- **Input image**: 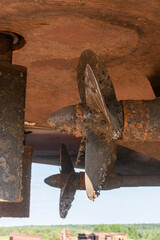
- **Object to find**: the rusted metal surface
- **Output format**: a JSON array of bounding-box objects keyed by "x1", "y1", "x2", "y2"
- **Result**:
[
  {"x1": 85, "y1": 128, "x2": 114, "y2": 200},
  {"x1": 103, "y1": 174, "x2": 160, "y2": 190},
  {"x1": 48, "y1": 50, "x2": 160, "y2": 204},
  {"x1": 44, "y1": 141, "x2": 160, "y2": 217},
  {"x1": 76, "y1": 137, "x2": 85, "y2": 167},
  {"x1": 45, "y1": 144, "x2": 77, "y2": 218},
  {"x1": 48, "y1": 54, "x2": 124, "y2": 200},
  {"x1": 78, "y1": 50, "x2": 123, "y2": 128},
  {"x1": 0, "y1": 0, "x2": 158, "y2": 127},
  {"x1": 48, "y1": 104, "x2": 84, "y2": 138},
  {"x1": 0, "y1": 33, "x2": 26, "y2": 202},
  {"x1": 45, "y1": 172, "x2": 83, "y2": 190},
  {"x1": 122, "y1": 98, "x2": 160, "y2": 141},
  {"x1": 59, "y1": 171, "x2": 77, "y2": 218},
  {"x1": 60, "y1": 143, "x2": 75, "y2": 174},
  {"x1": 117, "y1": 141, "x2": 160, "y2": 161},
  {"x1": 82, "y1": 64, "x2": 121, "y2": 200},
  {"x1": 59, "y1": 144, "x2": 76, "y2": 218},
  {"x1": 0, "y1": 33, "x2": 12, "y2": 63},
  {"x1": 0, "y1": 32, "x2": 25, "y2": 63},
  {"x1": 45, "y1": 143, "x2": 80, "y2": 218},
  {"x1": 0, "y1": 0, "x2": 159, "y2": 219},
  {"x1": 44, "y1": 144, "x2": 160, "y2": 218},
  {"x1": 49, "y1": 89, "x2": 160, "y2": 146},
  {"x1": 116, "y1": 146, "x2": 160, "y2": 175},
  {"x1": 0, "y1": 146, "x2": 33, "y2": 217},
  {"x1": 25, "y1": 127, "x2": 83, "y2": 167},
  {"x1": 46, "y1": 171, "x2": 160, "y2": 192},
  {"x1": 48, "y1": 51, "x2": 160, "y2": 145},
  {"x1": 25, "y1": 128, "x2": 160, "y2": 175}
]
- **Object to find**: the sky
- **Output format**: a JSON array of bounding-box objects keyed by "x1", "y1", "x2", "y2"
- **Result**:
[{"x1": 0, "y1": 163, "x2": 160, "y2": 227}]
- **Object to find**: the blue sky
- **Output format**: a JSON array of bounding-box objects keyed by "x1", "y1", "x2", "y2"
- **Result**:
[{"x1": 0, "y1": 163, "x2": 160, "y2": 227}]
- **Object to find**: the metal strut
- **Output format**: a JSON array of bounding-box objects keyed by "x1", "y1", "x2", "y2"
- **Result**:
[{"x1": 0, "y1": 33, "x2": 26, "y2": 202}]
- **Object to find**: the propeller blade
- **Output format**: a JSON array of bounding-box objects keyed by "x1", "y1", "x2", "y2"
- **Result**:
[
  {"x1": 59, "y1": 172, "x2": 77, "y2": 218},
  {"x1": 85, "y1": 128, "x2": 116, "y2": 201},
  {"x1": 85, "y1": 64, "x2": 120, "y2": 133},
  {"x1": 59, "y1": 144, "x2": 77, "y2": 217},
  {"x1": 84, "y1": 64, "x2": 120, "y2": 200},
  {"x1": 60, "y1": 143, "x2": 74, "y2": 174},
  {"x1": 85, "y1": 64, "x2": 110, "y2": 121},
  {"x1": 77, "y1": 50, "x2": 117, "y2": 106}
]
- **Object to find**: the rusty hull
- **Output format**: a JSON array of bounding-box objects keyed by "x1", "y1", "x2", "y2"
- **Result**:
[
  {"x1": 0, "y1": 0, "x2": 159, "y2": 128},
  {"x1": 1, "y1": 1, "x2": 160, "y2": 203},
  {"x1": 1, "y1": 0, "x2": 158, "y2": 159}
]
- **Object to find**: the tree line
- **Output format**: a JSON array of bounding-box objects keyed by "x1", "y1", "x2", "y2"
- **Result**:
[{"x1": 0, "y1": 224, "x2": 160, "y2": 240}]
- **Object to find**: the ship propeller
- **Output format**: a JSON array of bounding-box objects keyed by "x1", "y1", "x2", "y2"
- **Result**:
[{"x1": 44, "y1": 144, "x2": 81, "y2": 218}]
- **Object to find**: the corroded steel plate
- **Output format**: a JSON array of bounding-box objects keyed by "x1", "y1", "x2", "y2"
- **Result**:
[
  {"x1": 0, "y1": 0, "x2": 157, "y2": 127},
  {"x1": 0, "y1": 63, "x2": 26, "y2": 202},
  {"x1": 0, "y1": 146, "x2": 33, "y2": 217}
]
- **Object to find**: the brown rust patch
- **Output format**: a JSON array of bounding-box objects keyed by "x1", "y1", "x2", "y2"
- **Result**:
[
  {"x1": 143, "y1": 102, "x2": 150, "y2": 140},
  {"x1": 0, "y1": 62, "x2": 26, "y2": 202},
  {"x1": 122, "y1": 100, "x2": 149, "y2": 141},
  {"x1": 0, "y1": 146, "x2": 33, "y2": 217},
  {"x1": 74, "y1": 104, "x2": 83, "y2": 138},
  {"x1": 122, "y1": 98, "x2": 160, "y2": 141}
]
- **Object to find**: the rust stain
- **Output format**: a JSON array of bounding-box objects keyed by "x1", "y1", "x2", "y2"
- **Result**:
[
  {"x1": 122, "y1": 101, "x2": 129, "y2": 138},
  {"x1": 75, "y1": 104, "x2": 83, "y2": 120},
  {"x1": 74, "y1": 104, "x2": 83, "y2": 137},
  {"x1": 122, "y1": 100, "x2": 150, "y2": 141},
  {"x1": 0, "y1": 146, "x2": 33, "y2": 217},
  {"x1": 143, "y1": 102, "x2": 149, "y2": 140}
]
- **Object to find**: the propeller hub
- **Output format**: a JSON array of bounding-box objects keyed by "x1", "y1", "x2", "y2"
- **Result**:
[{"x1": 48, "y1": 104, "x2": 84, "y2": 137}]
